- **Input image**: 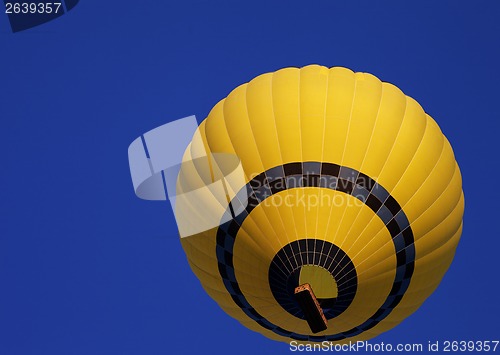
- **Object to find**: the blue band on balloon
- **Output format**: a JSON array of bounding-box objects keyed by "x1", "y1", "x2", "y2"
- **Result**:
[{"x1": 216, "y1": 162, "x2": 415, "y2": 342}]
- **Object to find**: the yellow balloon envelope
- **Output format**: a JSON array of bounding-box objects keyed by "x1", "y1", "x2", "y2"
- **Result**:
[{"x1": 177, "y1": 65, "x2": 464, "y2": 343}]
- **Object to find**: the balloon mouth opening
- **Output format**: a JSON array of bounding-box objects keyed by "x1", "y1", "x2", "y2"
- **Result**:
[{"x1": 270, "y1": 239, "x2": 357, "y2": 322}]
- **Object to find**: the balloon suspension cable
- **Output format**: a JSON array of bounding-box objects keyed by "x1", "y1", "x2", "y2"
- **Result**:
[{"x1": 294, "y1": 283, "x2": 328, "y2": 334}]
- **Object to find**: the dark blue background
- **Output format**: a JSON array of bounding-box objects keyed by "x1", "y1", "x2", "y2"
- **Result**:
[{"x1": 1, "y1": 1, "x2": 499, "y2": 354}]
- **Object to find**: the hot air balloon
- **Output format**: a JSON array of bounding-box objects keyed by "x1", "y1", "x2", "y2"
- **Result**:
[{"x1": 130, "y1": 65, "x2": 464, "y2": 344}]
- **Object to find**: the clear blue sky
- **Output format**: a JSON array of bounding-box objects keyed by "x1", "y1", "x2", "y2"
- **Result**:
[{"x1": 1, "y1": 1, "x2": 499, "y2": 354}]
